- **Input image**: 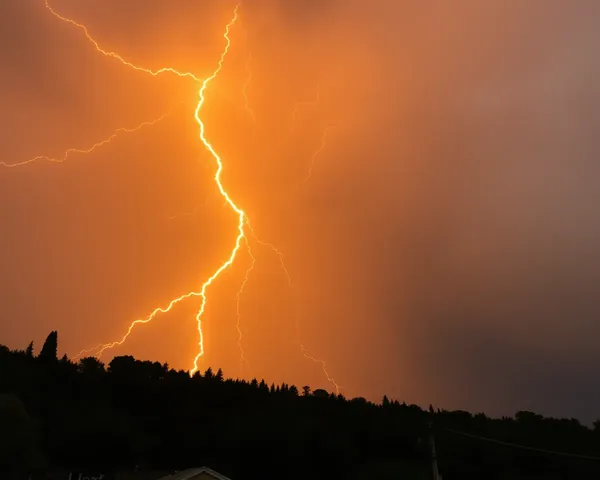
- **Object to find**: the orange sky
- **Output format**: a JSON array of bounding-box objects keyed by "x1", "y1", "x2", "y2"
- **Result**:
[{"x1": 2, "y1": 0, "x2": 600, "y2": 421}]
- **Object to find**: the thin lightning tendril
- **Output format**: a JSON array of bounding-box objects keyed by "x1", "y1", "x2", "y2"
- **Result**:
[
  {"x1": 246, "y1": 222, "x2": 291, "y2": 285},
  {"x1": 243, "y1": 54, "x2": 256, "y2": 123},
  {"x1": 304, "y1": 125, "x2": 330, "y2": 183},
  {"x1": 245, "y1": 223, "x2": 341, "y2": 394},
  {"x1": 301, "y1": 122, "x2": 341, "y2": 184},
  {"x1": 44, "y1": 0, "x2": 201, "y2": 82},
  {"x1": 236, "y1": 238, "x2": 256, "y2": 368},
  {"x1": 1, "y1": 112, "x2": 171, "y2": 168},
  {"x1": 300, "y1": 344, "x2": 341, "y2": 395}
]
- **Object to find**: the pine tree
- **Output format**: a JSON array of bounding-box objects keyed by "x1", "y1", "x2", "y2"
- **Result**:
[
  {"x1": 25, "y1": 341, "x2": 34, "y2": 358},
  {"x1": 38, "y1": 331, "x2": 58, "y2": 361}
]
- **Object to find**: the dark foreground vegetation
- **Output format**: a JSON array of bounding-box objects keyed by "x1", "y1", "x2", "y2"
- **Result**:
[{"x1": 3, "y1": 332, "x2": 600, "y2": 479}]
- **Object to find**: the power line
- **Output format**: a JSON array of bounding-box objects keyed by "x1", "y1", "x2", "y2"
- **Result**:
[{"x1": 445, "y1": 428, "x2": 600, "y2": 461}]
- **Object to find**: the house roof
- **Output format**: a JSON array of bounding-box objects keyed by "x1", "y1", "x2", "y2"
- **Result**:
[{"x1": 157, "y1": 467, "x2": 232, "y2": 480}]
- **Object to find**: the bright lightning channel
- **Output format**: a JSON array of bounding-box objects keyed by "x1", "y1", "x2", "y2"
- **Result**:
[
  {"x1": 44, "y1": 0, "x2": 343, "y2": 394},
  {"x1": 45, "y1": 0, "x2": 246, "y2": 371},
  {"x1": 1, "y1": 112, "x2": 171, "y2": 168},
  {"x1": 190, "y1": 5, "x2": 244, "y2": 374}
]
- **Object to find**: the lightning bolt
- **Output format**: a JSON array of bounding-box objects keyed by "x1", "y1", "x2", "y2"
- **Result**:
[
  {"x1": 289, "y1": 83, "x2": 340, "y2": 186},
  {"x1": 244, "y1": 223, "x2": 341, "y2": 394},
  {"x1": 236, "y1": 239, "x2": 255, "y2": 369},
  {"x1": 1, "y1": 112, "x2": 171, "y2": 168},
  {"x1": 243, "y1": 53, "x2": 256, "y2": 123},
  {"x1": 294, "y1": 117, "x2": 343, "y2": 393},
  {"x1": 44, "y1": 0, "x2": 245, "y2": 370},
  {"x1": 246, "y1": 222, "x2": 291, "y2": 285},
  {"x1": 300, "y1": 344, "x2": 341, "y2": 395},
  {"x1": 76, "y1": 290, "x2": 204, "y2": 360},
  {"x1": 43, "y1": 0, "x2": 201, "y2": 82},
  {"x1": 300, "y1": 122, "x2": 341, "y2": 185},
  {"x1": 42, "y1": 0, "x2": 343, "y2": 393},
  {"x1": 233, "y1": 224, "x2": 293, "y2": 370},
  {"x1": 190, "y1": 5, "x2": 244, "y2": 374}
]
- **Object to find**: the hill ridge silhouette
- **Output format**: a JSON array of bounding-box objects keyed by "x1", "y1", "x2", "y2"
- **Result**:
[{"x1": 2, "y1": 330, "x2": 600, "y2": 479}]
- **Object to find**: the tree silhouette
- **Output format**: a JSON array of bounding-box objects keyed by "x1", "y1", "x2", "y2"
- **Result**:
[
  {"x1": 108, "y1": 355, "x2": 136, "y2": 380},
  {"x1": 313, "y1": 388, "x2": 329, "y2": 399},
  {"x1": 25, "y1": 341, "x2": 34, "y2": 358},
  {"x1": 78, "y1": 356, "x2": 105, "y2": 375},
  {"x1": 2, "y1": 330, "x2": 600, "y2": 480},
  {"x1": 38, "y1": 331, "x2": 57, "y2": 362}
]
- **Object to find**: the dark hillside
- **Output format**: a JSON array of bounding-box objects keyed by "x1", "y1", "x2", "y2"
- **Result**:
[{"x1": 2, "y1": 332, "x2": 600, "y2": 479}]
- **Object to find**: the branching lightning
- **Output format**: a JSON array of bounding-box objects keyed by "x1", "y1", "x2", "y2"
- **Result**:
[
  {"x1": 236, "y1": 238, "x2": 255, "y2": 369},
  {"x1": 76, "y1": 290, "x2": 204, "y2": 360},
  {"x1": 246, "y1": 222, "x2": 291, "y2": 285},
  {"x1": 190, "y1": 5, "x2": 244, "y2": 374},
  {"x1": 43, "y1": 0, "x2": 201, "y2": 82},
  {"x1": 43, "y1": 0, "x2": 244, "y2": 372},
  {"x1": 1, "y1": 112, "x2": 171, "y2": 168},
  {"x1": 245, "y1": 222, "x2": 341, "y2": 394},
  {"x1": 33, "y1": 0, "x2": 343, "y2": 394}
]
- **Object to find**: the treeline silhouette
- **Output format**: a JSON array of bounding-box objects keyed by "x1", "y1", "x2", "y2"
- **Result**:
[{"x1": 2, "y1": 331, "x2": 600, "y2": 479}]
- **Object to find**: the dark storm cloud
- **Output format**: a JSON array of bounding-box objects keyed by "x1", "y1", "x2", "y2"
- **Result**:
[
  {"x1": 350, "y1": 0, "x2": 600, "y2": 421},
  {"x1": 260, "y1": 0, "x2": 600, "y2": 420}
]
